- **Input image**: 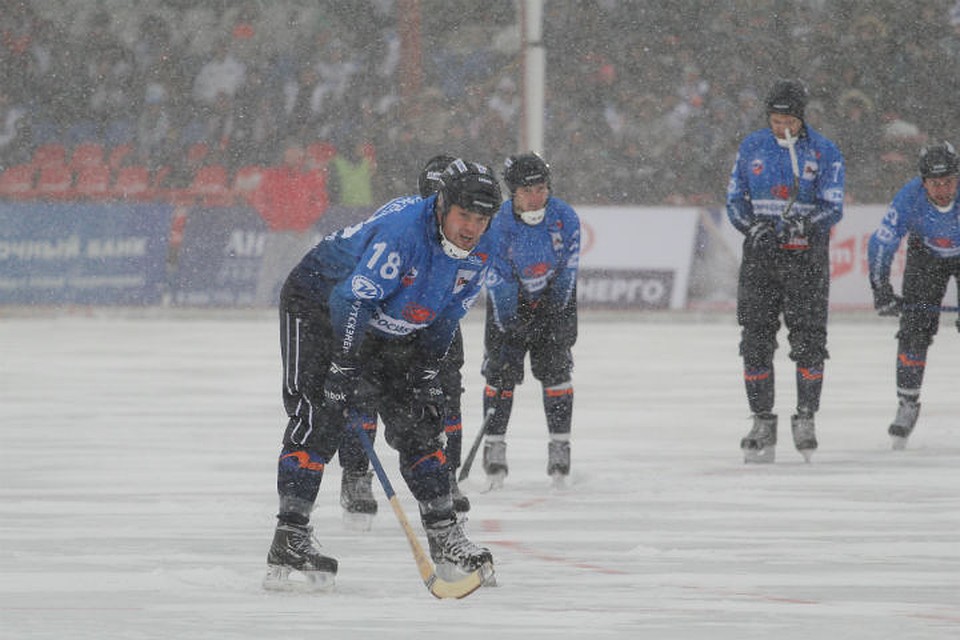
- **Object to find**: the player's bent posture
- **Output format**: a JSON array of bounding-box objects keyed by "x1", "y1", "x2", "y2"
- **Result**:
[
  {"x1": 264, "y1": 160, "x2": 501, "y2": 591},
  {"x1": 480, "y1": 152, "x2": 581, "y2": 488},
  {"x1": 336, "y1": 154, "x2": 471, "y2": 529},
  {"x1": 867, "y1": 141, "x2": 960, "y2": 449},
  {"x1": 726, "y1": 79, "x2": 845, "y2": 463}
]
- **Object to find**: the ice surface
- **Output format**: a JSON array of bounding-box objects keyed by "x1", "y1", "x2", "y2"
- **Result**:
[{"x1": 1, "y1": 311, "x2": 958, "y2": 639}]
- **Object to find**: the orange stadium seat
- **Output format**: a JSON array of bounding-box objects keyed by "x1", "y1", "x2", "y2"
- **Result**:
[
  {"x1": 232, "y1": 165, "x2": 264, "y2": 202},
  {"x1": 108, "y1": 143, "x2": 134, "y2": 170},
  {"x1": 34, "y1": 164, "x2": 75, "y2": 200},
  {"x1": 70, "y1": 142, "x2": 106, "y2": 171},
  {"x1": 74, "y1": 165, "x2": 112, "y2": 200},
  {"x1": 31, "y1": 143, "x2": 67, "y2": 168},
  {"x1": 187, "y1": 164, "x2": 234, "y2": 207},
  {"x1": 0, "y1": 164, "x2": 38, "y2": 199},
  {"x1": 113, "y1": 165, "x2": 152, "y2": 201}
]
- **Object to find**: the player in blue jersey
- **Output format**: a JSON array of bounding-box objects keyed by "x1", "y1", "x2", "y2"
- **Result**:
[
  {"x1": 726, "y1": 79, "x2": 845, "y2": 464},
  {"x1": 263, "y1": 159, "x2": 501, "y2": 591},
  {"x1": 336, "y1": 154, "x2": 472, "y2": 524},
  {"x1": 867, "y1": 141, "x2": 960, "y2": 450},
  {"x1": 480, "y1": 152, "x2": 581, "y2": 488}
]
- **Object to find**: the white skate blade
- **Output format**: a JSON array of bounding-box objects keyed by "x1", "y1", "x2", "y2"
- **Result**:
[
  {"x1": 435, "y1": 560, "x2": 498, "y2": 587},
  {"x1": 263, "y1": 565, "x2": 336, "y2": 593},
  {"x1": 798, "y1": 448, "x2": 815, "y2": 463},
  {"x1": 482, "y1": 471, "x2": 506, "y2": 492},
  {"x1": 743, "y1": 447, "x2": 775, "y2": 464},
  {"x1": 890, "y1": 435, "x2": 908, "y2": 451},
  {"x1": 342, "y1": 510, "x2": 374, "y2": 532},
  {"x1": 549, "y1": 472, "x2": 568, "y2": 490}
]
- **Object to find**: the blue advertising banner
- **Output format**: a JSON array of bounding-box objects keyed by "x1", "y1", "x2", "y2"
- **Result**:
[
  {"x1": 0, "y1": 202, "x2": 171, "y2": 305},
  {"x1": 171, "y1": 205, "x2": 371, "y2": 307},
  {"x1": 171, "y1": 206, "x2": 267, "y2": 306}
]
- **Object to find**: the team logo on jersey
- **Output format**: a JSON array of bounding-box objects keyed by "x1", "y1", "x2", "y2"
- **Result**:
[
  {"x1": 351, "y1": 275, "x2": 383, "y2": 299},
  {"x1": 751, "y1": 159, "x2": 764, "y2": 175},
  {"x1": 803, "y1": 160, "x2": 818, "y2": 180},
  {"x1": 523, "y1": 263, "x2": 550, "y2": 278},
  {"x1": 401, "y1": 267, "x2": 419, "y2": 286},
  {"x1": 453, "y1": 269, "x2": 477, "y2": 294},
  {"x1": 402, "y1": 302, "x2": 436, "y2": 324},
  {"x1": 771, "y1": 184, "x2": 790, "y2": 200},
  {"x1": 485, "y1": 270, "x2": 503, "y2": 287},
  {"x1": 932, "y1": 237, "x2": 955, "y2": 249},
  {"x1": 550, "y1": 231, "x2": 563, "y2": 251}
]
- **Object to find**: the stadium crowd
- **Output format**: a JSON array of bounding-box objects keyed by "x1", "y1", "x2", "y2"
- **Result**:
[{"x1": 2, "y1": 0, "x2": 960, "y2": 207}]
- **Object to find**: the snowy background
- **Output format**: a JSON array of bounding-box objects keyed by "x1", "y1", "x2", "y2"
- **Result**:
[{"x1": 1, "y1": 309, "x2": 958, "y2": 639}]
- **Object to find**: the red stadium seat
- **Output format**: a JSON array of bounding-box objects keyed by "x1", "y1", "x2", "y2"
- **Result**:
[
  {"x1": 187, "y1": 164, "x2": 234, "y2": 207},
  {"x1": 34, "y1": 164, "x2": 75, "y2": 200},
  {"x1": 232, "y1": 165, "x2": 264, "y2": 202},
  {"x1": 108, "y1": 143, "x2": 134, "y2": 170},
  {"x1": 70, "y1": 142, "x2": 106, "y2": 171},
  {"x1": 74, "y1": 165, "x2": 112, "y2": 200},
  {"x1": 113, "y1": 165, "x2": 153, "y2": 201},
  {"x1": 31, "y1": 143, "x2": 67, "y2": 168},
  {"x1": 0, "y1": 164, "x2": 37, "y2": 199}
]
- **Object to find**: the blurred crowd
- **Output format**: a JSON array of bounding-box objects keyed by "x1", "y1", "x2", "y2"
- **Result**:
[{"x1": 3, "y1": 0, "x2": 960, "y2": 206}]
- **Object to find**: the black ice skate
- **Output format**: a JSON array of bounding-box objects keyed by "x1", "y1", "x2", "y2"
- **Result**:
[
  {"x1": 340, "y1": 470, "x2": 378, "y2": 531},
  {"x1": 741, "y1": 413, "x2": 777, "y2": 463},
  {"x1": 449, "y1": 469, "x2": 470, "y2": 513},
  {"x1": 482, "y1": 436, "x2": 507, "y2": 489},
  {"x1": 791, "y1": 410, "x2": 817, "y2": 462},
  {"x1": 263, "y1": 521, "x2": 338, "y2": 592},
  {"x1": 547, "y1": 438, "x2": 570, "y2": 488},
  {"x1": 425, "y1": 516, "x2": 493, "y2": 581},
  {"x1": 888, "y1": 398, "x2": 920, "y2": 450}
]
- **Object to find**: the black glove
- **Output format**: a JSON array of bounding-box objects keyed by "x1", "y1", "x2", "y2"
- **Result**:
[
  {"x1": 746, "y1": 220, "x2": 778, "y2": 256},
  {"x1": 778, "y1": 217, "x2": 808, "y2": 244},
  {"x1": 408, "y1": 361, "x2": 444, "y2": 439},
  {"x1": 872, "y1": 282, "x2": 902, "y2": 317},
  {"x1": 322, "y1": 357, "x2": 362, "y2": 422}
]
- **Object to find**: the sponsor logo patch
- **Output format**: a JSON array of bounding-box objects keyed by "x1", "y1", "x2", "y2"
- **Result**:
[{"x1": 351, "y1": 274, "x2": 383, "y2": 299}]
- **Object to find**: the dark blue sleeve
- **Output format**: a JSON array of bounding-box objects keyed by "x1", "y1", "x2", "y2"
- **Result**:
[
  {"x1": 867, "y1": 187, "x2": 912, "y2": 288},
  {"x1": 546, "y1": 205, "x2": 580, "y2": 312}
]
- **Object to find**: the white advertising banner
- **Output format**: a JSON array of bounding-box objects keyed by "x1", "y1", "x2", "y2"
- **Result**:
[
  {"x1": 575, "y1": 206, "x2": 700, "y2": 309},
  {"x1": 714, "y1": 204, "x2": 958, "y2": 310}
]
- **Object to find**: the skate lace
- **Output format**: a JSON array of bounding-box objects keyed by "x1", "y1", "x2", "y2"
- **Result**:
[
  {"x1": 436, "y1": 522, "x2": 482, "y2": 558},
  {"x1": 748, "y1": 422, "x2": 773, "y2": 440},
  {"x1": 290, "y1": 526, "x2": 316, "y2": 551}
]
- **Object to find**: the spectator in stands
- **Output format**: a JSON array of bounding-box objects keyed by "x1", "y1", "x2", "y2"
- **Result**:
[
  {"x1": 135, "y1": 82, "x2": 177, "y2": 170},
  {"x1": 0, "y1": 84, "x2": 30, "y2": 168},
  {"x1": 248, "y1": 140, "x2": 329, "y2": 306},
  {"x1": 191, "y1": 37, "x2": 247, "y2": 108}
]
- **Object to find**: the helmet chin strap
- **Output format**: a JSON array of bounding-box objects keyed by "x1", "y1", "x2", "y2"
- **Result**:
[
  {"x1": 438, "y1": 226, "x2": 471, "y2": 259},
  {"x1": 518, "y1": 207, "x2": 545, "y2": 225},
  {"x1": 930, "y1": 198, "x2": 955, "y2": 214}
]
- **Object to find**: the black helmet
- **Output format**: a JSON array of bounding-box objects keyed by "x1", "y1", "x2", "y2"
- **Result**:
[
  {"x1": 418, "y1": 154, "x2": 456, "y2": 197},
  {"x1": 765, "y1": 79, "x2": 808, "y2": 121},
  {"x1": 919, "y1": 141, "x2": 959, "y2": 179},
  {"x1": 503, "y1": 152, "x2": 551, "y2": 194},
  {"x1": 438, "y1": 159, "x2": 501, "y2": 216}
]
